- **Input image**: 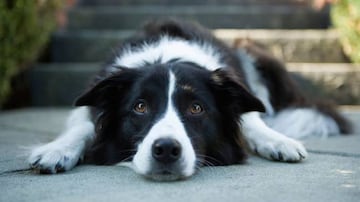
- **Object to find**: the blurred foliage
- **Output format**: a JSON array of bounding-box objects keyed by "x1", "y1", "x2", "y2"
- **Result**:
[
  {"x1": 331, "y1": 0, "x2": 360, "y2": 63},
  {"x1": 0, "y1": 0, "x2": 64, "y2": 107}
]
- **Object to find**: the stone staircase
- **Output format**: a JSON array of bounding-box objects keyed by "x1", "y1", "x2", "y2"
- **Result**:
[{"x1": 29, "y1": 0, "x2": 360, "y2": 106}]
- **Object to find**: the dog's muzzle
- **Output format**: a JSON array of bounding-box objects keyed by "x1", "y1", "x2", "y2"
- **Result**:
[{"x1": 145, "y1": 137, "x2": 187, "y2": 181}]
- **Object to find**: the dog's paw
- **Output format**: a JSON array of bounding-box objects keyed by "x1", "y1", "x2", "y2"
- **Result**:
[
  {"x1": 252, "y1": 137, "x2": 308, "y2": 162},
  {"x1": 28, "y1": 142, "x2": 81, "y2": 174}
]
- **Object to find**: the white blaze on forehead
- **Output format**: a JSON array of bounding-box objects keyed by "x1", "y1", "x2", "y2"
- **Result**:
[
  {"x1": 114, "y1": 36, "x2": 224, "y2": 71},
  {"x1": 132, "y1": 72, "x2": 196, "y2": 177}
]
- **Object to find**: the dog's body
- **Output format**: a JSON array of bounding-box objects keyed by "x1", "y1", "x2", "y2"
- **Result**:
[{"x1": 29, "y1": 19, "x2": 351, "y2": 181}]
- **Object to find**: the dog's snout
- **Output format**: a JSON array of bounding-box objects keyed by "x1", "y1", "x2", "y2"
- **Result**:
[{"x1": 152, "y1": 138, "x2": 181, "y2": 163}]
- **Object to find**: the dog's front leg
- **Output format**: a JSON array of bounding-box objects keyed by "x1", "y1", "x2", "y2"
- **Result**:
[
  {"x1": 28, "y1": 107, "x2": 95, "y2": 173},
  {"x1": 241, "y1": 112, "x2": 308, "y2": 162}
]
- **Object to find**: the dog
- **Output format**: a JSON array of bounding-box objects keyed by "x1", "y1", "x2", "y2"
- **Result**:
[{"x1": 28, "y1": 19, "x2": 351, "y2": 181}]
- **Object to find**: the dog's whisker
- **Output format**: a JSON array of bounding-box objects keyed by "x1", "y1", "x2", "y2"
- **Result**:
[
  {"x1": 119, "y1": 155, "x2": 135, "y2": 163},
  {"x1": 196, "y1": 154, "x2": 222, "y2": 166}
]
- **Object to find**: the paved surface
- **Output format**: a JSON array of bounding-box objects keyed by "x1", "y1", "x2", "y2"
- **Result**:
[{"x1": 0, "y1": 108, "x2": 359, "y2": 202}]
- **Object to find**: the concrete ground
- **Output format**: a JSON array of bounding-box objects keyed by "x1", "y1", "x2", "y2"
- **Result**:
[{"x1": 0, "y1": 108, "x2": 359, "y2": 202}]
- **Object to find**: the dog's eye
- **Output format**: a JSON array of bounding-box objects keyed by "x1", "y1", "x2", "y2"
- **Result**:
[
  {"x1": 188, "y1": 103, "x2": 203, "y2": 115},
  {"x1": 134, "y1": 101, "x2": 147, "y2": 114}
]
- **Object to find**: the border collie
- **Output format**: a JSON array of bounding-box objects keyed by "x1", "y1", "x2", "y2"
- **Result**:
[{"x1": 28, "y1": 19, "x2": 351, "y2": 181}]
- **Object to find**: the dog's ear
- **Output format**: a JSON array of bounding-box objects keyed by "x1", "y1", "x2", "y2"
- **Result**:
[
  {"x1": 211, "y1": 69, "x2": 266, "y2": 114},
  {"x1": 75, "y1": 69, "x2": 136, "y2": 107}
]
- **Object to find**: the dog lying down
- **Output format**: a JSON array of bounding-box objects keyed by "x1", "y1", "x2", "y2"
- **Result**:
[{"x1": 28, "y1": 19, "x2": 352, "y2": 181}]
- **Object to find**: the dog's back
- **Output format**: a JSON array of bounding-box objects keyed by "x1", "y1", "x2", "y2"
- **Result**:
[{"x1": 132, "y1": 19, "x2": 352, "y2": 138}]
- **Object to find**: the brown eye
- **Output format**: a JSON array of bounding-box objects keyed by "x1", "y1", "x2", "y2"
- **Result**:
[
  {"x1": 134, "y1": 101, "x2": 147, "y2": 114},
  {"x1": 189, "y1": 103, "x2": 203, "y2": 115}
]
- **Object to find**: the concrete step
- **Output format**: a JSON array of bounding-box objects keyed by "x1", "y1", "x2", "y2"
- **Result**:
[
  {"x1": 28, "y1": 63, "x2": 360, "y2": 106},
  {"x1": 287, "y1": 63, "x2": 360, "y2": 105},
  {"x1": 79, "y1": 0, "x2": 312, "y2": 6},
  {"x1": 28, "y1": 64, "x2": 98, "y2": 106},
  {"x1": 66, "y1": 6, "x2": 329, "y2": 30},
  {"x1": 51, "y1": 29, "x2": 348, "y2": 63}
]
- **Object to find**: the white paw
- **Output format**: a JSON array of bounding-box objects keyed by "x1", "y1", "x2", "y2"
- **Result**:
[
  {"x1": 28, "y1": 142, "x2": 82, "y2": 174},
  {"x1": 250, "y1": 137, "x2": 308, "y2": 162}
]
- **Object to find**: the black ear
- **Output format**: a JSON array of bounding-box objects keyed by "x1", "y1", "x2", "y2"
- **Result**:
[
  {"x1": 211, "y1": 69, "x2": 266, "y2": 114},
  {"x1": 75, "y1": 69, "x2": 136, "y2": 107}
]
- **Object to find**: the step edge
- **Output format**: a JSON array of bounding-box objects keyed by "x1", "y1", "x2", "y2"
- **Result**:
[{"x1": 32, "y1": 63, "x2": 360, "y2": 72}]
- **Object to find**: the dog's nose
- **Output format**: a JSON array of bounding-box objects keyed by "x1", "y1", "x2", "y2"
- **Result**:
[{"x1": 152, "y1": 138, "x2": 181, "y2": 163}]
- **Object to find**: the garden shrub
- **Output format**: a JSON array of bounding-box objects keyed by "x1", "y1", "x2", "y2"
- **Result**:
[
  {"x1": 331, "y1": 0, "x2": 360, "y2": 63},
  {"x1": 0, "y1": 0, "x2": 64, "y2": 107}
]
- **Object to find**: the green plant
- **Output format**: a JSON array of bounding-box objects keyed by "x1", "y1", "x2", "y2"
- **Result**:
[
  {"x1": 0, "y1": 0, "x2": 64, "y2": 107},
  {"x1": 331, "y1": 0, "x2": 360, "y2": 63}
]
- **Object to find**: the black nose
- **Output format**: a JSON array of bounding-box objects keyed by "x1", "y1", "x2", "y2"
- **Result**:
[{"x1": 152, "y1": 138, "x2": 182, "y2": 163}]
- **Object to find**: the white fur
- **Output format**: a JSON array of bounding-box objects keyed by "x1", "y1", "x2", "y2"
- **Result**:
[
  {"x1": 132, "y1": 72, "x2": 196, "y2": 178},
  {"x1": 264, "y1": 108, "x2": 340, "y2": 139},
  {"x1": 238, "y1": 50, "x2": 275, "y2": 115},
  {"x1": 28, "y1": 107, "x2": 95, "y2": 173},
  {"x1": 113, "y1": 35, "x2": 224, "y2": 71},
  {"x1": 241, "y1": 112, "x2": 308, "y2": 162}
]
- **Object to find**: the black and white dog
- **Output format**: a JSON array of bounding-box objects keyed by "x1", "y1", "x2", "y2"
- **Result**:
[{"x1": 29, "y1": 19, "x2": 351, "y2": 181}]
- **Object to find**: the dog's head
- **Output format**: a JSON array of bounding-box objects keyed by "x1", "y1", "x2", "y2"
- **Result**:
[{"x1": 75, "y1": 62, "x2": 264, "y2": 181}]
